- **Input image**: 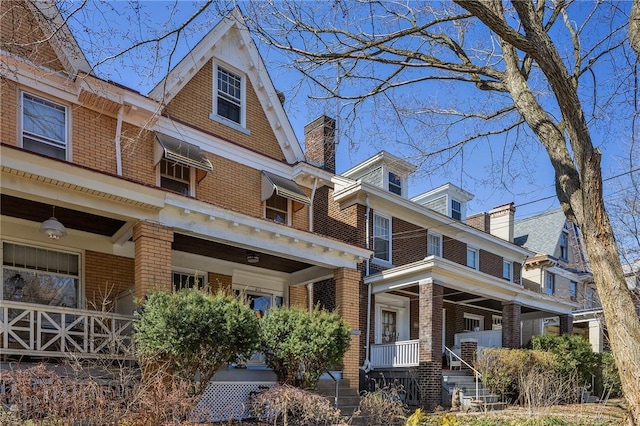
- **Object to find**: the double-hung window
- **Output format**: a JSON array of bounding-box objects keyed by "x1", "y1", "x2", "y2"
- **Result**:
[
  {"x1": 545, "y1": 272, "x2": 555, "y2": 295},
  {"x1": 2, "y1": 241, "x2": 79, "y2": 308},
  {"x1": 159, "y1": 158, "x2": 192, "y2": 195},
  {"x1": 570, "y1": 280, "x2": 577, "y2": 301},
  {"x1": 427, "y1": 233, "x2": 442, "y2": 257},
  {"x1": 265, "y1": 194, "x2": 289, "y2": 224},
  {"x1": 451, "y1": 199, "x2": 462, "y2": 220},
  {"x1": 467, "y1": 247, "x2": 478, "y2": 269},
  {"x1": 373, "y1": 213, "x2": 391, "y2": 263},
  {"x1": 22, "y1": 92, "x2": 68, "y2": 160},
  {"x1": 559, "y1": 230, "x2": 569, "y2": 261},
  {"x1": 503, "y1": 260, "x2": 513, "y2": 281},
  {"x1": 216, "y1": 66, "x2": 242, "y2": 125},
  {"x1": 388, "y1": 172, "x2": 402, "y2": 196}
]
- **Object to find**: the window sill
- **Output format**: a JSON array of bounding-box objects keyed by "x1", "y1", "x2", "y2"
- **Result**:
[
  {"x1": 209, "y1": 113, "x2": 251, "y2": 135},
  {"x1": 371, "y1": 258, "x2": 394, "y2": 268}
]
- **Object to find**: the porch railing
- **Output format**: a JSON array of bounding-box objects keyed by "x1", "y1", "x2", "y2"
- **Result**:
[
  {"x1": 370, "y1": 339, "x2": 419, "y2": 368},
  {"x1": 0, "y1": 300, "x2": 135, "y2": 360}
]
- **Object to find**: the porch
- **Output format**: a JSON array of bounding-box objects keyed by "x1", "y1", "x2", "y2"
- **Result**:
[{"x1": 0, "y1": 300, "x2": 135, "y2": 360}]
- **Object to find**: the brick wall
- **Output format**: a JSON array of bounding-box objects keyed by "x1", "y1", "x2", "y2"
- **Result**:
[
  {"x1": 502, "y1": 302, "x2": 522, "y2": 348},
  {"x1": 313, "y1": 279, "x2": 336, "y2": 311},
  {"x1": 208, "y1": 272, "x2": 232, "y2": 294},
  {"x1": 313, "y1": 186, "x2": 364, "y2": 246},
  {"x1": 466, "y1": 212, "x2": 490, "y2": 232},
  {"x1": 0, "y1": 1, "x2": 65, "y2": 72},
  {"x1": 163, "y1": 60, "x2": 285, "y2": 161},
  {"x1": 304, "y1": 115, "x2": 335, "y2": 172},
  {"x1": 289, "y1": 285, "x2": 308, "y2": 309},
  {"x1": 133, "y1": 221, "x2": 173, "y2": 299},
  {"x1": 72, "y1": 106, "x2": 118, "y2": 173},
  {"x1": 391, "y1": 217, "x2": 426, "y2": 266},
  {"x1": 84, "y1": 251, "x2": 134, "y2": 311},
  {"x1": 1, "y1": 78, "x2": 17, "y2": 145},
  {"x1": 443, "y1": 237, "x2": 467, "y2": 266},
  {"x1": 479, "y1": 249, "x2": 502, "y2": 278}
]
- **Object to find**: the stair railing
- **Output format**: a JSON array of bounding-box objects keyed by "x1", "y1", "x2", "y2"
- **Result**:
[
  {"x1": 444, "y1": 346, "x2": 482, "y2": 403},
  {"x1": 325, "y1": 370, "x2": 339, "y2": 407}
]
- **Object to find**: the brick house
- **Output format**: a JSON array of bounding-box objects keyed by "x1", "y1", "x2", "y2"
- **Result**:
[
  {"x1": 305, "y1": 121, "x2": 578, "y2": 408},
  {"x1": 512, "y1": 209, "x2": 605, "y2": 352},
  {"x1": 0, "y1": 1, "x2": 369, "y2": 418}
]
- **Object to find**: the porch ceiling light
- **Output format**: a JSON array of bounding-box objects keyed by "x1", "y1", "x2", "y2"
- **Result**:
[
  {"x1": 246, "y1": 252, "x2": 260, "y2": 264},
  {"x1": 39, "y1": 206, "x2": 67, "y2": 240}
]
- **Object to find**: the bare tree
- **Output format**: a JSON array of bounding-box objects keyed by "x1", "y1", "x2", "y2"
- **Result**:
[{"x1": 240, "y1": 1, "x2": 640, "y2": 423}]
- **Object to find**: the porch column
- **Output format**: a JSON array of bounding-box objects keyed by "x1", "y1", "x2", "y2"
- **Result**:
[
  {"x1": 460, "y1": 339, "x2": 478, "y2": 370},
  {"x1": 589, "y1": 320, "x2": 604, "y2": 353},
  {"x1": 334, "y1": 267, "x2": 361, "y2": 390},
  {"x1": 418, "y1": 281, "x2": 443, "y2": 410},
  {"x1": 502, "y1": 302, "x2": 521, "y2": 348},
  {"x1": 559, "y1": 314, "x2": 573, "y2": 336},
  {"x1": 133, "y1": 220, "x2": 173, "y2": 299}
]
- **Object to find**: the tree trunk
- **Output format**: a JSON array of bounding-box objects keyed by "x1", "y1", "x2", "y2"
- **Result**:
[{"x1": 631, "y1": 0, "x2": 640, "y2": 57}]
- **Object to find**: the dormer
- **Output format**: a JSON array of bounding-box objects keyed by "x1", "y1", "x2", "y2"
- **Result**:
[
  {"x1": 411, "y1": 183, "x2": 474, "y2": 221},
  {"x1": 341, "y1": 151, "x2": 416, "y2": 198}
]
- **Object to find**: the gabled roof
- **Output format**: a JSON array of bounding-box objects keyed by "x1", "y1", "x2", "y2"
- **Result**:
[
  {"x1": 148, "y1": 7, "x2": 305, "y2": 164},
  {"x1": 341, "y1": 151, "x2": 417, "y2": 179},
  {"x1": 30, "y1": 1, "x2": 92, "y2": 75},
  {"x1": 514, "y1": 208, "x2": 567, "y2": 255}
]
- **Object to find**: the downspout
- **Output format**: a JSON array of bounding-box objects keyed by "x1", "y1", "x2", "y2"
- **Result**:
[
  {"x1": 307, "y1": 282, "x2": 314, "y2": 312},
  {"x1": 114, "y1": 105, "x2": 124, "y2": 176},
  {"x1": 363, "y1": 194, "x2": 372, "y2": 372},
  {"x1": 309, "y1": 177, "x2": 318, "y2": 233}
]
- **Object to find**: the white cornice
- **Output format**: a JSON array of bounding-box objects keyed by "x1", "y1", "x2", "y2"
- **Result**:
[
  {"x1": 365, "y1": 256, "x2": 577, "y2": 314},
  {"x1": 162, "y1": 193, "x2": 371, "y2": 269},
  {"x1": 334, "y1": 181, "x2": 533, "y2": 259}
]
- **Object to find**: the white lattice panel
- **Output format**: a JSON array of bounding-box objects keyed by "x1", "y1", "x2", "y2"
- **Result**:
[{"x1": 194, "y1": 380, "x2": 276, "y2": 422}]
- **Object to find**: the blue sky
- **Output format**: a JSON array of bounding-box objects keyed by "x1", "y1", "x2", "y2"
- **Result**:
[{"x1": 62, "y1": 1, "x2": 636, "y2": 221}]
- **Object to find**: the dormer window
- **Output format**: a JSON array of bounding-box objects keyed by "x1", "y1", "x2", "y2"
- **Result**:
[
  {"x1": 211, "y1": 64, "x2": 248, "y2": 133},
  {"x1": 388, "y1": 172, "x2": 402, "y2": 196},
  {"x1": 451, "y1": 199, "x2": 462, "y2": 220},
  {"x1": 559, "y1": 229, "x2": 569, "y2": 261}
]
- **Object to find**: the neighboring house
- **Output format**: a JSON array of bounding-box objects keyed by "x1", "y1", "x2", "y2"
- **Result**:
[
  {"x1": 305, "y1": 127, "x2": 578, "y2": 408},
  {"x1": 623, "y1": 260, "x2": 640, "y2": 316},
  {"x1": 0, "y1": 1, "x2": 369, "y2": 419},
  {"x1": 511, "y1": 209, "x2": 604, "y2": 352}
]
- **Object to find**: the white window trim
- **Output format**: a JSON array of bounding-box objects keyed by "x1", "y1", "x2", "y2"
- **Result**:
[
  {"x1": 385, "y1": 169, "x2": 404, "y2": 197},
  {"x1": 156, "y1": 159, "x2": 196, "y2": 197},
  {"x1": 467, "y1": 247, "x2": 479, "y2": 270},
  {"x1": 20, "y1": 91, "x2": 71, "y2": 161},
  {"x1": 372, "y1": 212, "x2": 392, "y2": 266},
  {"x1": 264, "y1": 196, "x2": 292, "y2": 226},
  {"x1": 1, "y1": 239, "x2": 84, "y2": 309},
  {"x1": 427, "y1": 232, "x2": 442, "y2": 257},
  {"x1": 545, "y1": 271, "x2": 555, "y2": 295},
  {"x1": 171, "y1": 268, "x2": 205, "y2": 291},
  {"x1": 502, "y1": 259, "x2": 513, "y2": 282},
  {"x1": 450, "y1": 198, "x2": 463, "y2": 220},
  {"x1": 463, "y1": 313, "x2": 484, "y2": 332},
  {"x1": 209, "y1": 63, "x2": 250, "y2": 135}
]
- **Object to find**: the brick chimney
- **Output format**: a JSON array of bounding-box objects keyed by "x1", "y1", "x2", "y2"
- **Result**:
[
  {"x1": 466, "y1": 212, "x2": 490, "y2": 233},
  {"x1": 489, "y1": 202, "x2": 516, "y2": 242},
  {"x1": 304, "y1": 115, "x2": 336, "y2": 173}
]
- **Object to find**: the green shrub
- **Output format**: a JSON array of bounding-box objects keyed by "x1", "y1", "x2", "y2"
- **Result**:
[
  {"x1": 529, "y1": 334, "x2": 599, "y2": 387},
  {"x1": 260, "y1": 306, "x2": 351, "y2": 389},
  {"x1": 134, "y1": 289, "x2": 260, "y2": 389},
  {"x1": 599, "y1": 352, "x2": 622, "y2": 397}
]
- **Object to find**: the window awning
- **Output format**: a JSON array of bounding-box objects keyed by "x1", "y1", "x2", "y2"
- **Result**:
[
  {"x1": 154, "y1": 133, "x2": 213, "y2": 180},
  {"x1": 261, "y1": 171, "x2": 311, "y2": 212}
]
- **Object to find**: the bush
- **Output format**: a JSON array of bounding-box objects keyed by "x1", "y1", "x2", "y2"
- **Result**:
[
  {"x1": 134, "y1": 289, "x2": 260, "y2": 389},
  {"x1": 476, "y1": 348, "x2": 558, "y2": 403},
  {"x1": 249, "y1": 384, "x2": 344, "y2": 426},
  {"x1": 529, "y1": 335, "x2": 599, "y2": 387},
  {"x1": 355, "y1": 380, "x2": 407, "y2": 426},
  {"x1": 599, "y1": 352, "x2": 622, "y2": 397},
  {"x1": 260, "y1": 306, "x2": 351, "y2": 389}
]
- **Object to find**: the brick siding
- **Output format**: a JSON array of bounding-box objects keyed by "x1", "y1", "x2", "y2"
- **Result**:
[
  {"x1": 313, "y1": 279, "x2": 336, "y2": 311},
  {"x1": 133, "y1": 221, "x2": 173, "y2": 299},
  {"x1": 84, "y1": 251, "x2": 134, "y2": 311},
  {"x1": 208, "y1": 272, "x2": 232, "y2": 294},
  {"x1": 443, "y1": 237, "x2": 467, "y2": 266},
  {"x1": 479, "y1": 249, "x2": 502, "y2": 278},
  {"x1": 391, "y1": 217, "x2": 427, "y2": 265}
]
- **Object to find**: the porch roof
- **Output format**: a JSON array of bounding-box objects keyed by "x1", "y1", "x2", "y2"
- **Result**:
[{"x1": 365, "y1": 256, "x2": 578, "y2": 315}]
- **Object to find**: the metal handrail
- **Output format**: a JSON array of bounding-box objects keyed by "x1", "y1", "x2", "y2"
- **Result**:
[
  {"x1": 444, "y1": 345, "x2": 482, "y2": 402},
  {"x1": 324, "y1": 370, "x2": 339, "y2": 407}
]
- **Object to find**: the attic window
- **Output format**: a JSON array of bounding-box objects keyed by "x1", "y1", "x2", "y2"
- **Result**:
[
  {"x1": 388, "y1": 172, "x2": 402, "y2": 196},
  {"x1": 217, "y1": 66, "x2": 242, "y2": 125}
]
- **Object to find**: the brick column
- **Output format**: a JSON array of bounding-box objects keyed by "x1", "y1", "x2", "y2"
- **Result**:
[
  {"x1": 418, "y1": 281, "x2": 443, "y2": 410},
  {"x1": 559, "y1": 314, "x2": 573, "y2": 335},
  {"x1": 460, "y1": 339, "x2": 478, "y2": 370},
  {"x1": 133, "y1": 221, "x2": 173, "y2": 299},
  {"x1": 334, "y1": 267, "x2": 360, "y2": 390},
  {"x1": 502, "y1": 302, "x2": 521, "y2": 348}
]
